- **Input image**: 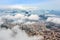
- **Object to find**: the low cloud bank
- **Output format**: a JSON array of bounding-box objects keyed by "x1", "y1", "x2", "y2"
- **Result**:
[
  {"x1": 0, "y1": 13, "x2": 44, "y2": 40},
  {"x1": 0, "y1": 11, "x2": 60, "y2": 40},
  {"x1": 0, "y1": 25, "x2": 43, "y2": 40},
  {"x1": 46, "y1": 17, "x2": 60, "y2": 24}
]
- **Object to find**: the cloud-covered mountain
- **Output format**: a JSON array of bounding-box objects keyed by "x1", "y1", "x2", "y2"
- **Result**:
[
  {"x1": 0, "y1": 8, "x2": 60, "y2": 40},
  {"x1": 0, "y1": 8, "x2": 60, "y2": 27}
]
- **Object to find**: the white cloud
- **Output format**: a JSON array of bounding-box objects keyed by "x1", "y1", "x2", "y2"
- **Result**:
[
  {"x1": 46, "y1": 17, "x2": 60, "y2": 24},
  {"x1": 14, "y1": 14, "x2": 40, "y2": 20},
  {"x1": 14, "y1": 14, "x2": 25, "y2": 19},
  {"x1": 0, "y1": 13, "x2": 40, "y2": 25},
  {"x1": 0, "y1": 17, "x2": 4, "y2": 25},
  {"x1": 0, "y1": 5, "x2": 38, "y2": 10},
  {"x1": 28, "y1": 14, "x2": 39, "y2": 20},
  {"x1": 0, "y1": 25, "x2": 43, "y2": 40},
  {"x1": 0, "y1": 13, "x2": 44, "y2": 40},
  {"x1": 25, "y1": 22, "x2": 35, "y2": 24},
  {"x1": 0, "y1": 29, "x2": 13, "y2": 40}
]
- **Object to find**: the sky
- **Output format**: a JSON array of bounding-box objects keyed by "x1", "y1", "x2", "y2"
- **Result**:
[
  {"x1": 0, "y1": 0, "x2": 50, "y2": 5},
  {"x1": 0, "y1": 0, "x2": 60, "y2": 10}
]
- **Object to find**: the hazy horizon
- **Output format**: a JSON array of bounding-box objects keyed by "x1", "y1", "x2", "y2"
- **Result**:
[{"x1": 0, "y1": 0, "x2": 60, "y2": 10}]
